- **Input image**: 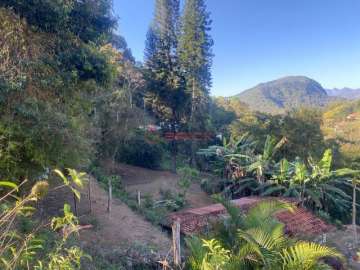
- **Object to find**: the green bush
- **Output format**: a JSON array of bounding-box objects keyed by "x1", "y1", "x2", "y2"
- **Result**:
[{"x1": 115, "y1": 134, "x2": 163, "y2": 169}]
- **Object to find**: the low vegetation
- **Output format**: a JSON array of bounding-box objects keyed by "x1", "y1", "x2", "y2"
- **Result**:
[
  {"x1": 186, "y1": 199, "x2": 342, "y2": 270},
  {"x1": 0, "y1": 169, "x2": 87, "y2": 270}
]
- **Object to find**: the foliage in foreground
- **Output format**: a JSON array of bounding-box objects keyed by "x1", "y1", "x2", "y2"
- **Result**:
[
  {"x1": 186, "y1": 199, "x2": 342, "y2": 270},
  {"x1": 0, "y1": 169, "x2": 88, "y2": 270}
]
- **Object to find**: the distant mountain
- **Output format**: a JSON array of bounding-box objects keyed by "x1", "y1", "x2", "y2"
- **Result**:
[
  {"x1": 325, "y1": 88, "x2": 360, "y2": 100},
  {"x1": 233, "y1": 76, "x2": 334, "y2": 114}
]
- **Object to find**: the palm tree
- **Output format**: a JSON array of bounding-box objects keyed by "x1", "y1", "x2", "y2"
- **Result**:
[{"x1": 186, "y1": 199, "x2": 342, "y2": 270}]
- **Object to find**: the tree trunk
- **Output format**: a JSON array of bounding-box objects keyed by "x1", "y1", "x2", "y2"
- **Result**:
[
  {"x1": 129, "y1": 90, "x2": 133, "y2": 109},
  {"x1": 171, "y1": 122, "x2": 177, "y2": 173},
  {"x1": 189, "y1": 79, "x2": 197, "y2": 168},
  {"x1": 171, "y1": 140, "x2": 177, "y2": 174}
]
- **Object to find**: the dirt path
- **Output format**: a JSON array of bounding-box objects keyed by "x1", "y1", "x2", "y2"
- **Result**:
[
  {"x1": 78, "y1": 179, "x2": 171, "y2": 254},
  {"x1": 103, "y1": 162, "x2": 214, "y2": 209}
]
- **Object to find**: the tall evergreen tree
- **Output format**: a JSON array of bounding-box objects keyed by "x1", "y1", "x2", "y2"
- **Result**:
[
  {"x1": 144, "y1": 0, "x2": 187, "y2": 172},
  {"x1": 179, "y1": 0, "x2": 214, "y2": 165}
]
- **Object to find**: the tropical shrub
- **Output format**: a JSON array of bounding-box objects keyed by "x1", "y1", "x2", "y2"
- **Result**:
[
  {"x1": 177, "y1": 167, "x2": 200, "y2": 198},
  {"x1": 199, "y1": 133, "x2": 359, "y2": 222},
  {"x1": 0, "y1": 169, "x2": 88, "y2": 269},
  {"x1": 255, "y1": 149, "x2": 358, "y2": 221},
  {"x1": 186, "y1": 199, "x2": 343, "y2": 270}
]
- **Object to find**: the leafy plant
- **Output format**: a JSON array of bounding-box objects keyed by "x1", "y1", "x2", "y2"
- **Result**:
[
  {"x1": 177, "y1": 166, "x2": 200, "y2": 198},
  {"x1": 186, "y1": 199, "x2": 343, "y2": 270},
  {"x1": 0, "y1": 169, "x2": 89, "y2": 270},
  {"x1": 201, "y1": 133, "x2": 359, "y2": 222}
]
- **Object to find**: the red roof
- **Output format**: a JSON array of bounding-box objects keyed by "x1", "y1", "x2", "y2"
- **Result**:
[{"x1": 165, "y1": 197, "x2": 332, "y2": 236}]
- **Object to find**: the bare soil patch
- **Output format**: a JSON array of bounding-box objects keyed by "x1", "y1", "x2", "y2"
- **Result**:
[
  {"x1": 39, "y1": 175, "x2": 172, "y2": 255},
  {"x1": 78, "y1": 178, "x2": 171, "y2": 254},
  {"x1": 102, "y1": 162, "x2": 214, "y2": 209}
]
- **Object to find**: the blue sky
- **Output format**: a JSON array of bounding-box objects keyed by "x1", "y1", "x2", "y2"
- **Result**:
[{"x1": 114, "y1": 0, "x2": 360, "y2": 96}]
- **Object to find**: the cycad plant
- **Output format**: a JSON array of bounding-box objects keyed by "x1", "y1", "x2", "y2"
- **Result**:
[{"x1": 186, "y1": 199, "x2": 342, "y2": 270}]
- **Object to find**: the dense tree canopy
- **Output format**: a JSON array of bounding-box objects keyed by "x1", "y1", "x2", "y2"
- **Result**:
[{"x1": 0, "y1": 1, "x2": 117, "y2": 181}]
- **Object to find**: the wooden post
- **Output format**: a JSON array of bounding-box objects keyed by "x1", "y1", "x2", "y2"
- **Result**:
[
  {"x1": 137, "y1": 190, "x2": 141, "y2": 207},
  {"x1": 353, "y1": 182, "x2": 358, "y2": 248},
  {"x1": 88, "y1": 177, "x2": 92, "y2": 214},
  {"x1": 172, "y1": 219, "x2": 181, "y2": 266},
  {"x1": 73, "y1": 193, "x2": 78, "y2": 216},
  {"x1": 107, "y1": 178, "x2": 112, "y2": 213}
]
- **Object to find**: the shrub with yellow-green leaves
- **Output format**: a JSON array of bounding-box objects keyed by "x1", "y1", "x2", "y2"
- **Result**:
[{"x1": 0, "y1": 169, "x2": 89, "y2": 270}]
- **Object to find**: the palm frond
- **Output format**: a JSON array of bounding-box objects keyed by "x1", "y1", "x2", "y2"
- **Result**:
[
  {"x1": 244, "y1": 200, "x2": 294, "y2": 230},
  {"x1": 281, "y1": 241, "x2": 342, "y2": 270},
  {"x1": 260, "y1": 185, "x2": 286, "y2": 196},
  {"x1": 322, "y1": 183, "x2": 352, "y2": 200}
]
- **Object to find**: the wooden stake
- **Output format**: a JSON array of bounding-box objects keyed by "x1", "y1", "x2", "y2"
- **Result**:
[
  {"x1": 107, "y1": 178, "x2": 112, "y2": 213},
  {"x1": 172, "y1": 219, "x2": 181, "y2": 266},
  {"x1": 73, "y1": 193, "x2": 78, "y2": 216},
  {"x1": 137, "y1": 190, "x2": 141, "y2": 207},
  {"x1": 353, "y1": 182, "x2": 358, "y2": 248},
  {"x1": 88, "y1": 177, "x2": 92, "y2": 213}
]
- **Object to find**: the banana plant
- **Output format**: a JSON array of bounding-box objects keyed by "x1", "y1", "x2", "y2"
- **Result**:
[
  {"x1": 247, "y1": 136, "x2": 287, "y2": 184},
  {"x1": 257, "y1": 149, "x2": 357, "y2": 218},
  {"x1": 197, "y1": 133, "x2": 256, "y2": 180}
]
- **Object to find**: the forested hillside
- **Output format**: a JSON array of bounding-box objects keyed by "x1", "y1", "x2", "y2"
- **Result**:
[{"x1": 234, "y1": 76, "x2": 335, "y2": 114}]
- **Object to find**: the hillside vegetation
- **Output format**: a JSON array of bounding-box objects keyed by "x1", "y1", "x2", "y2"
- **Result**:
[
  {"x1": 234, "y1": 76, "x2": 335, "y2": 114},
  {"x1": 323, "y1": 100, "x2": 360, "y2": 167}
]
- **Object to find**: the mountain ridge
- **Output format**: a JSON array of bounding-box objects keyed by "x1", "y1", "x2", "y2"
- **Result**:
[
  {"x1": 232, "y1": 76, "x2": 337, "y2": 114},
  {"x1": 325, "y1": 87, "x2": 360, "y2": 100}
]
